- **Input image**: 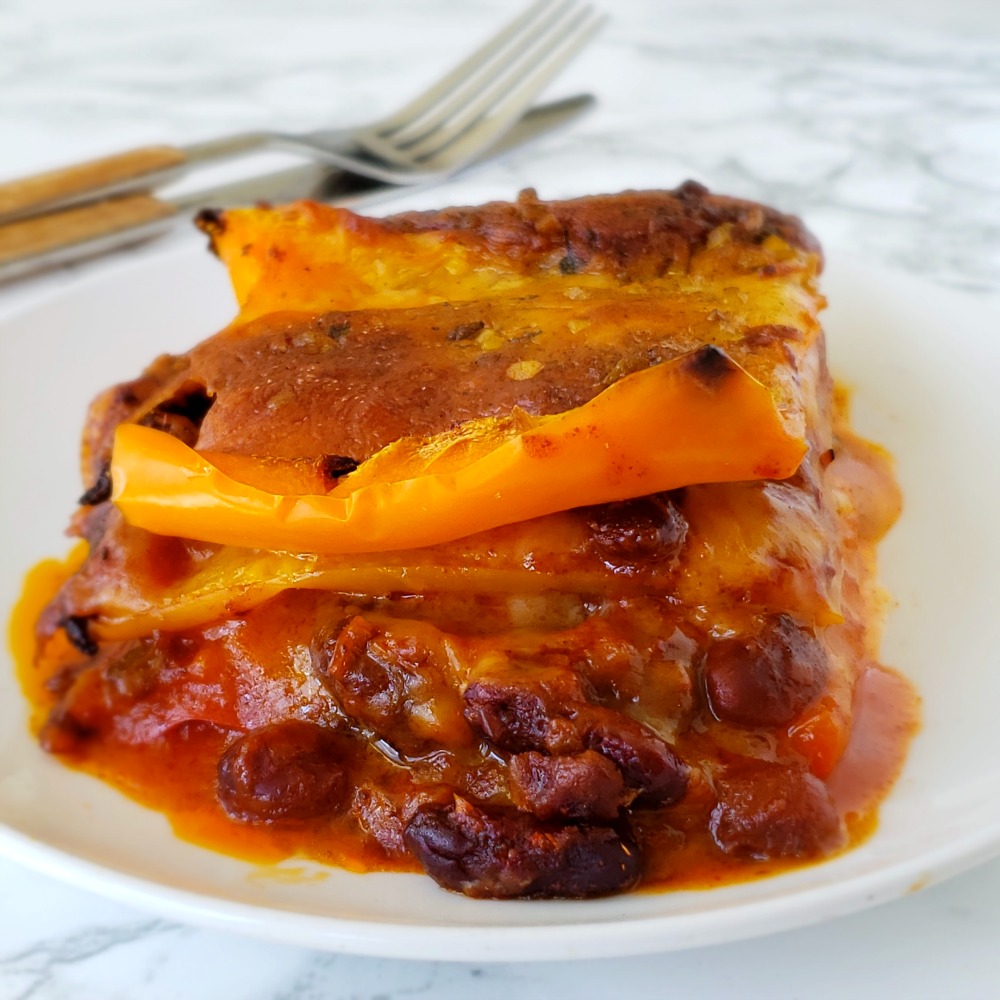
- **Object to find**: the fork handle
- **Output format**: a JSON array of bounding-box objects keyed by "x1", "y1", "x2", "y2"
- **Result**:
[
  {"x1": 0, "y1": 146, "x2": 187, "y2": 222},
  {"x1": 0, "y1": 194, "x2": 178, "y2": 267}
]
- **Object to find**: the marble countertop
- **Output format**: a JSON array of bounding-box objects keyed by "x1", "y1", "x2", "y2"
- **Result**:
[{"x1": 2, "y1": 0, "x2": 1000, "y2": 996}]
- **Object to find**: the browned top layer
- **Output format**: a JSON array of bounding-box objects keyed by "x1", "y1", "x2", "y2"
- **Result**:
[
  {"x1": 377, "y1": 183, "x2": 822, "y2": 275},
  {"x1": 201, "y1": 184, "x2": 823, "y2": 327},
  {"x1": 75, "y1": 186, "x2": 824, "y2": 475}
]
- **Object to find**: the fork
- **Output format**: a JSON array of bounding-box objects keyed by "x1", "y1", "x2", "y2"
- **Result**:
[
  {"x1": 0, "y1": 94, "x2": 594, "y2": 283},
  {"x1": 0, "y1": 0, "x2": 603, "y2": 224}
]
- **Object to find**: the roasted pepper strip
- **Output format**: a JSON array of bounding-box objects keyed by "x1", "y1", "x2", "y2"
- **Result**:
[{"x1": 110, "y1": 347, "x2": 806, "y2": 556}]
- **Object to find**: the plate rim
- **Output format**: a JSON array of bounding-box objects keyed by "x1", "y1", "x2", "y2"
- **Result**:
[{"x1": 4, "y1": 812, "x2": 1000, "y2": 961}]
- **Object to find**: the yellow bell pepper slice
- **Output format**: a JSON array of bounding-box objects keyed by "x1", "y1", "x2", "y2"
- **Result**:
[{"x1": 110, "y1": 347, "x2": 806, "y2": 556}]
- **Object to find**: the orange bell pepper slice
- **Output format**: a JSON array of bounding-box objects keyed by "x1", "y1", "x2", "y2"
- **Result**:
[{"x1": 110, "y1": 347, "x2": 806, "y2": 556}]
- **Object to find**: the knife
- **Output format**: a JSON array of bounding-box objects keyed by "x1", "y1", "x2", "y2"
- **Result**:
[{"x1": 0, "y1": 94, "x2": 593, "y2": 284}]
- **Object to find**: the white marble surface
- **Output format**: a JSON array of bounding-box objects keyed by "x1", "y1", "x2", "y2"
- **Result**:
[{"x1": 2, "y1": 0, "x2": 1000, "y2": 996}]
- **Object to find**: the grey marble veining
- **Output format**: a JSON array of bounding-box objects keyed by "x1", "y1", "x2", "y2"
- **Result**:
[
  {"x1": 2, "y1": 0, "x2": 1000, "y2": 997},
  {"x1": 1, "y1": 0, "x2": 999, "y2": 296}
]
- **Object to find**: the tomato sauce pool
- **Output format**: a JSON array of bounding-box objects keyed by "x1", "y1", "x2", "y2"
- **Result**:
[{"x1": 10, "y1": 543, "x2": 920, "y2": 892}]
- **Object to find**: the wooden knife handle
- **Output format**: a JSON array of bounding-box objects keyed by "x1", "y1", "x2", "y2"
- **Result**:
[
  {"x1": 0, "y1": 145, "x2": 186, "y2": 220},
  {"x1": 0, "y1": 194, "x2": 178, "y2": 266}
]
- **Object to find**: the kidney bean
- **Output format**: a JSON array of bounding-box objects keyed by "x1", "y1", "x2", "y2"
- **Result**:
[
  {"x1": 509, "y1": 750, "x2": 626, "y2": 821},
  {"x1": 703, "y1": 614, "x2": 828, "y2": 728},
  {"x1": 461, "y1": 668, "x2": 587, "y2": 754},
  {"x1": 584, "y1": 495, "x2": 688, "y2": 569},
  {"x1": 316, "y1": 617, "x2": 403, "y2": 728},
  {"x1": 316, "y1": 617, "x2": 469, "y2": 747},
  {"x1": 463, "y1": 668, "x2": 689, "y2": 808},
  {"x1": 581, "y1": 708, "x2": 689, "y2": 806},
  {"x1": 352, "y1": 787, "x2": 408, "y2": 856},
  {"x1": 217, "y1": 721, "x2": 347, "y2": 823},
  {"x1": 709, "y1": 761, "x2": 842, "y2": 859},
  {"x1": 403, "y1": 796, "x2": 641, "y2": 899}
]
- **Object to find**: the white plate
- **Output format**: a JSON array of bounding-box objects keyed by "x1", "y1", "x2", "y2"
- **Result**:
[{"x1": 1, "y1": 246, "x2": 999, "y2": 962}]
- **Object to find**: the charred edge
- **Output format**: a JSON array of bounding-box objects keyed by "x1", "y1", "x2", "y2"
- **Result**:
[
  {"x1": 139, "y1": 384, "x2": 215, "y2": 447},
  {"x1": 60, "y1": 616, "x2": 99, "y2": 657},
  {"x1": 448, "y1": 321, "x2": 486, "y2": 342},
  {"x1": 160, "y1": 385, "x2": 214, "y2": 423},
  {"x1": 682, "y1": 345, "x2": 737, "y2": 389},
  {"x1": 675, "y1": 179, "x2": 710, "y2": 201},
  {"x1": 78, "y1": 464, "x2": 112, "y2": 506},
  {"x1": 40, "y1": 708, "x2": 98, "y2": 755},
  {"x1": 194, "y1": 208, "x2": 226, "y2": 257},
  {"x1": 321, "y1": 455, "x2": 360, "y2": 482},
  {"x1": 559, "y1": 251, "x2": 582, "y2": 275}
]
